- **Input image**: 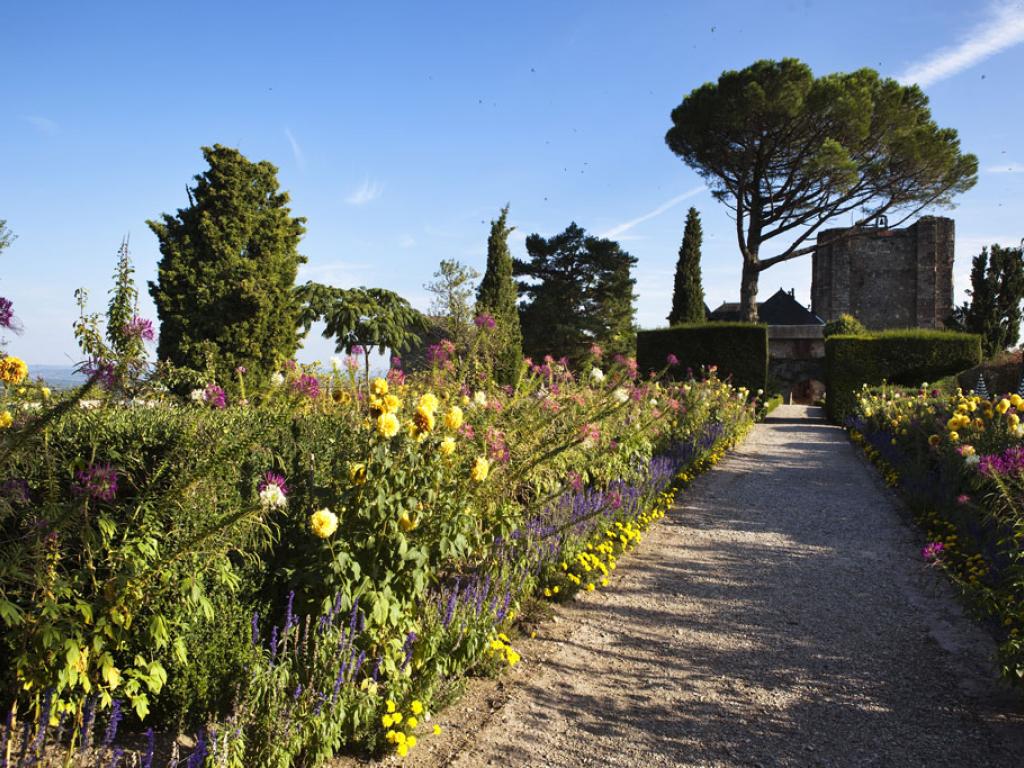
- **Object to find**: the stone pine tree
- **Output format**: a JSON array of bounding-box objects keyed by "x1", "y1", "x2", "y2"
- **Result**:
[
  {"x1": 475, "y1": 205, "x2": 523, "y2": 383},
  {"x1": 667, "y1": 207, "x2": 706, "y2": 325},
  {"x1": 949, "y1": 245, "x2": 1024, "y2": 357},
  {"x1": 148, "y1": 145, "x2": 307, "y2": 388},
  {"x1": 666, "y1": 58, "x2": 977, "y2": 321},
  {"x1": 515, "y1": 223, "x2": 637, "y2": 366}
]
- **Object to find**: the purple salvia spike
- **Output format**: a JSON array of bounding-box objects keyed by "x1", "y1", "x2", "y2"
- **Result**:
[{"x1": 143, "y1": 728, "x2": 155, "y2": 768}]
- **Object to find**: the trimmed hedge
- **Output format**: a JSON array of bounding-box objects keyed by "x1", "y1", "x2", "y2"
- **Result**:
[
  {"x1": 825, "y1": 329, "x2": 982, "y2": 422},
  {"x1": 637, "y1": 322, "x2": 768, "y2": 392}
]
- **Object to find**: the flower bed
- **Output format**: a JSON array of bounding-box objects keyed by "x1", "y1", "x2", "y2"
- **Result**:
[
  {"x1": 0, "y1": 355, "x2": 753, "y2": 766},
  {"x1": 848, "y1": 383, "x2": 1024, "y2": 682}
]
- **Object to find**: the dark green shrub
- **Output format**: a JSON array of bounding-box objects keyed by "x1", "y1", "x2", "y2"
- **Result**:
[
  {"x1": 825, "y1": 329, "x2": 982, "y2": 422},
  {"x1": 823, "y1": 313, "x2": 866, "y2": 338},
  {"x1": 637, "y1": 322, "x2": 768, "y2": 392}
]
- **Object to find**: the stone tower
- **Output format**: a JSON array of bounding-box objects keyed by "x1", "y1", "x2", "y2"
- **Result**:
[{"x1": 811, "y1": 216, "x2": 954, "y2": 330}]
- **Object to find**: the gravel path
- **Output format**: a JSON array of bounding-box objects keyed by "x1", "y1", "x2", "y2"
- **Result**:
[{"x1": 429, "y1": 405, "x2": 1024, "y2": 768}]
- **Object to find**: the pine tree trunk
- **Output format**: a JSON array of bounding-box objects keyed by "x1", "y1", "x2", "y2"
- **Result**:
[{"x1": 740, "y1": 260, "x2": 759, "y2": 322}]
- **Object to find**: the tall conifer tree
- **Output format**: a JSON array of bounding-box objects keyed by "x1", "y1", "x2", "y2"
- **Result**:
[
  {"x1": 668, "y1": 207, "x2": 706, "y2": 325},
  {"x1": 476, "y1": 205, "x2": 523, "y2": 383},
  {"x1": 148, "y1": 145, "x2": 307, "y2": 388}
]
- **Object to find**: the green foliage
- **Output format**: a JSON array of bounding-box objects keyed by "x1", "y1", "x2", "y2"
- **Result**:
[
  {"x1": 823, "y1": 313, "x2": 867, "y2": 338},
  {"x1": 72, "y1": 240, "x2": 153, "y2": 397},
  {"x1": 825, "y1": 329, "x2": 982, "y2": 421},
  {"x1": 148, "y1": 145, "x2": 307, "y2": 390},
  {"x1": 667, "y1": 207, "x2": 706, "y2": 325},
  {"x1": 425, "y1": 259, "x2": 479, "y2": 354},
  {"x1": 665, "y1": 58, "x2": 978, "y2": 320},
  {"x1": 515, "y1": 223, "x2": 637, "y2": 365},
  {"x1": 298, "y1": 283, "x2": 426, "y2": 378},
  {"x1": 637, "y1": 322, "x2": 768, "y2": 393},
  {"x1": 476, "y1": 206, "x2": 524, "y2": 384},
  {"x1": 948, "y1": 245, "x2": 1024, "y2": 357},
  {"x1": 0, "y1": 220, "x2": 13, "y2": 255}
]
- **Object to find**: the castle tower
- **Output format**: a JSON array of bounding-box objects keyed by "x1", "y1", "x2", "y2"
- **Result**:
[{"x1": 811, "y1": 216, "x2": 954, "y2": 330}]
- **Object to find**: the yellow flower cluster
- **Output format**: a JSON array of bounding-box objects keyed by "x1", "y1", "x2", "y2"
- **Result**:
[
  {"x1": 382, "y1": 698, "x2": 427, "y2": 757},
  {"x1": 0, "y1": 411, "x2": 11, "y2": 429},
  {"x1": 470, "y1": 456, "x2": 490, "y2": 482},
  {"x1": 409, "y1": 392, "x2": 440, "y2": 441},
  {"x1": 488, "y1": 633, "x2": 521, "y2": 667},
  {"x1": 0, "y1": 356, "x2": 28, "y2": 385}
]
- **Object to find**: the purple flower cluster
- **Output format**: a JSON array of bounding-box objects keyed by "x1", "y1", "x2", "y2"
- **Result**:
[
  {"x1": 204, "y1": 383, "x2": 227, "y2": 409},
  {"x1": 0, "y1": 297, "x2": 15, "y2": 330},
  {"x1": 922, "y1": 541, "x2": 945, "y2": 561},
  {"x1": 474, "y1": 313, "x2": 496, "y2": 330},
  {"x1": 123, "y1": 315, "x2": 155, "y2": 342},
  {"x1": 74, "y1": 463, "x2": 119, "y2": 502},
  {"x1": 291, "y1": 373, "x2": 321, "y2": 400},
  {"x1": 258, "y1": 471, "x2": 288, "y2": 496},
  {"x1": 82, "y1": 358, "x2": 117, "y2": 389},
  {"x1": 427, "y1": 339, "x2": 456, "y2": 367},
  {"x1": 978, "y1": 446, "x2": 1024, "y2": 478},
  {"x1": 666, "y1": 353, "x2": 680, "y2": 367}
]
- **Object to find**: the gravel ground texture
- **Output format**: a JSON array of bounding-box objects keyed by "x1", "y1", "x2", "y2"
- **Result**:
[{"x1": 355, "y1": 405, "x2": 1024, "y2": 768}]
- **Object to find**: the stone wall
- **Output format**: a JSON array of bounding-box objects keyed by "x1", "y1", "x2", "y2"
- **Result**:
[
  {"x1": 811, "y1": 216, "x2": 954, "y2": 330},
  {"x1": 767, "y1": 325, "x2": 825, "y2": 404}
]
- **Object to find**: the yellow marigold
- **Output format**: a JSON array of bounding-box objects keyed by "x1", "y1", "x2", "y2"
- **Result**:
[
  {"x1": 377, "y1": 412, "x2": 401, "y2": 438},
  {"x1": 410, "y1": 700, "x2": 424, "y2": 715},
  {"x1": 0, "y1": 356, "x2": 28, "y2": 385},
  {"x1": 444, "y1": 406, "x2": 464, "y2": 431},
  {"x1": 470, "y1": 456, "x2": 490, "y2": 482},
  {"x1": 310, "y1": 508, "x2": 339, "y2": 538},
  {"x1": 371, "y1": 377, "x2": 389, "y2": 396},
  {"x1": 997, "y1": 398, "x2": 1011, "y2": 415},
  {"x1": 349, "y1": 462, "x2": 367, "y2": 485},
  {"x1": 1012, "y1": 394, "x2": 1024, "y2": 409},
  {"x1": 418, "y1": 392, "x2": 440, "y2": 415},
  {"x1": 433, "y1": 724, "x2": 442, "y2": 735},
  {"x1": 0, "y1": 411, "x2": 11, "y2": 429},
  {"x1": 439, "y1": 436, "x2": 456, "y2": 456},
  {"x1": 949, "y1": 430, "x2": 959, "y2": 443}
]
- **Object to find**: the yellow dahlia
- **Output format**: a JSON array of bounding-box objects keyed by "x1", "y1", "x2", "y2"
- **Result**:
[
  {"x1": 377, "y1": 412, "x2": 401, "y2": 438},
  {"x1": 418, "y1": 392, "x2": 439, "y2": 415},
  {"x1": 0, "y1": 357, "x2": 28, "y2": 385},
  {"x1": 444, "y1": 406, "x2": 464, "y2": 431},
  {"x1": 0, "y1": 411, "x2": 11, "y2": 429},
  {"x1": 371, "y1": 377, "x2": 389, "y2": 396},
  {"x1": 310, "y1": 508, "x2": 339, "y2": 538},
  {"x1": 470, "y1": 456, "x2": 490, "y2": 482},
  {"x1": 439, "y1": 436, "x2": 456, "y2": 456},
  {"x1": 349, "y1": 462, "x2": 367, "y2": 485}
]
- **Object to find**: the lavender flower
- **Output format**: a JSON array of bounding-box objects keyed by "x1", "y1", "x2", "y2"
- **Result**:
[
  {"x1": 251, "y1": 612, "x2": 260, "y2": 645},
  {"x1": 269, "y1": 625, "x2": 279, "y2": 662},
  {"x1": 74, "y1": 463, "x2": 119, "y2": 502},
  {"x1": 103, "y1": 699, "x2": 122, "y2": 745},
  {"x1": 143, "y1": 728, "x2": 155, "y2": 768},
  {"x1": 284, "y1": 590, "x2": 295, "y2": 631},
  {"x1": 187, "y1": 729, "x2": 207, "y2": 768},
  {"x1": 400, "y1": 631, "x2": 417, "y2": 670}
]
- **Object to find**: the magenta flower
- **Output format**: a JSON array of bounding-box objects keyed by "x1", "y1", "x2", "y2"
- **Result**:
[
  {"x1": 258, "y1": 471, "x2": 289, "y2": 497},
  {"x1": 291, "y1": 373, "x2": 320, "y2": 400},
  {"x1": 350, "y1": 345, "x2": 365, "y2": 356},
  {"x1": 956, "y1": 493, "x2": 970, "y2": 505},
  {"x1": 0, "y1": 297, "x2": 15, "y2": 330},
  {"x1": 74, "y1": 463, "x2": 119, "y2": 502},
  {"x1": 82, "y1": 358, "x2": 117, "y2": 389},
  {"x1": 666, "y1": 353, "x2": 680, "y2": 366},
  {"x1": 123, "y1": 315, "x2": 155, "y2": 342},
  {"x1": 474, "y1": 313, "x2": 496, "y2": 330},
  {"x1": 921, "y1": 541, "x2": 945, "y2": 562},
  {"x1": 204, "y1": 384, "x2": 227, "y2": 409}
]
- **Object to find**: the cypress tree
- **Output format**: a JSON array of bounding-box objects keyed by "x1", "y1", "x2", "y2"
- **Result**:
[
  {"x1": 667, "y1": 207, "x2": 706, "y2": 325},
  {"x1": 147, "y1": 145, "x2": 307, "y2": 389},
  {"x1": 476, "y1": 205, "x2": 523, "y2": 383}
]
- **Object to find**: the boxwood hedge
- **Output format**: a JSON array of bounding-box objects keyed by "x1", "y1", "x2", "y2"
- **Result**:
[
  {"x1": 637, "y1": 322, "x2": 768, "y2": 393},
  {"x1": 825, "y1": 329, "x2": 982, "y2": 422}
]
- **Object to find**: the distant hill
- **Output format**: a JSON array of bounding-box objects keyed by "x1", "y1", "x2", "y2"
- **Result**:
[{"x1": 28, "y1": 364, "x2": 86, "y2": 390}]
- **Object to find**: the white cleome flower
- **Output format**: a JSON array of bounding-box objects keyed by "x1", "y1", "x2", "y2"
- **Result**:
[
  {"x1": 473, "y1": 390, "x2": 488, "y2": 407},
  {"x1": 964, "y1": 454, "x2": 981, "y2": 467},
  {"x1": 189, "y1": 388, "x2": 205, "y2": 402},
  {"x1": 590, "y1": 367, "x2": 605, "y2": 383},
  {"x1": 271, "y1": 372, "x2": 286, "y2": 386},
  {"x1": 259, "y1": 483, "x2": 287, "y2": 510},
  {"x1": 613, "y1": 387, "x2": 629, "y2": 404}
]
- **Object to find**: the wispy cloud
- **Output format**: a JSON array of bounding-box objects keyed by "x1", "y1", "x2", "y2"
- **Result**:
[
  {"x1": 600, "y1": 185, "x2": 705, "y2": 239},
  {"x1": 20, "y1": 115, "x2": 59, "y2": 136},
  {"x1": 299, "y1": 260, "x2": 373, "y2": 287},
  {"x1": 285, "y1": 128, "x2": 305, "y2": 169},
  {"x1": 986, "y1": 161, "x2": 1024, "y2": 173},
  {"x1": 345, "y1": 179, "x2": 384, "y2": 206},
  {"x1": 398, "y1": 234, "x2": 416, "y2": 249},
  {"x1": 898, "y1": 2, "x2": 1024, "y2": 87}
]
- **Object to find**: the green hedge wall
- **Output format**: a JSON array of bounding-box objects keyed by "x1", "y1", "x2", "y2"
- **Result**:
[
  {"x1": 637, "y1": 322, "x2": 768, "y2": 392},
  {"x1": 825, "y1": 329, "x2": 982, "y2": 422}
]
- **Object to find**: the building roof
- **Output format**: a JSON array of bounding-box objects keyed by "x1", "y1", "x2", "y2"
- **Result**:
[{"x1": 708, "y1": 288, "x2": 824, "y2": 326}]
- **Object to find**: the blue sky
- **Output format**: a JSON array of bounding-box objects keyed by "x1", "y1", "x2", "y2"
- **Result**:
[{"x1": 2, "y1": 0, "x2": 1023, "y2": 365}]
